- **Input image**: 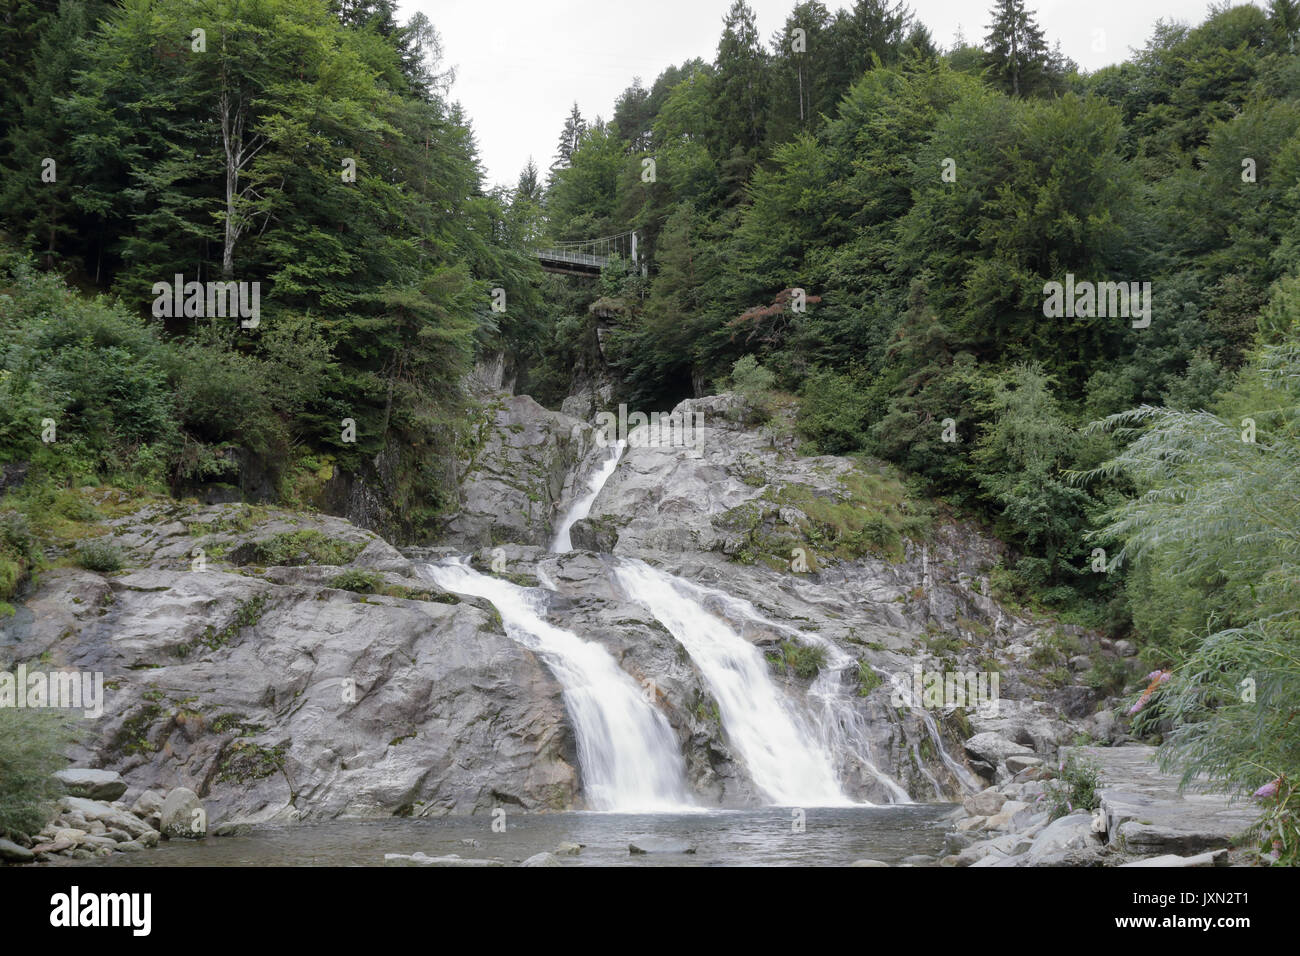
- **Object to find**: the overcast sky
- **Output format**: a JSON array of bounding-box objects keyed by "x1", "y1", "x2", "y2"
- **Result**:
[{"x1": 399, "y1": 0, "x2": 1237, "y2": 189}]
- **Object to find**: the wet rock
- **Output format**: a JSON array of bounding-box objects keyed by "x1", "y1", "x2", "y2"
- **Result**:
[
  {"x1": 384, "y1": 852, "x2": 504, "y2": 867},
  {"x1": 0, "y1": 838, "x2": 34, "y2": 863},
  {"x1": 629, "y1": 840, "x2": 696, "y2": 855},
  {"x1": 520, "y1": 852, "x2": 562, "y2": 867}
]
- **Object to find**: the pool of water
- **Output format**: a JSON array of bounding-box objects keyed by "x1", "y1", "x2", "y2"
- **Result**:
[{"x1": 53, "y1": 805, "x2": 956, "y2": 867}]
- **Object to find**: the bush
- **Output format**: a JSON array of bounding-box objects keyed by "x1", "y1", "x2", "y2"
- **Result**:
[
  {"x1": 0, "y1": 709, "x2": 75, "y2": 838},
  {"x1": 75, "y1": 539, "x2": 123, "y2": 572},
  {"x1": 797, "y1": 367, "x2": 876, "y2": 454},
  {"x1": 1043, "y1": 753, "x2": 1102, "y2": 821},
  {"x1": 0, "y1": 511, "x2": 38, "y2": 602},
  {"x1": 329, "y1": 569, "x2": 382, "y2": 593},
  {"x1": 779, "y1": 640, "x2": 827, "y2": 680}
]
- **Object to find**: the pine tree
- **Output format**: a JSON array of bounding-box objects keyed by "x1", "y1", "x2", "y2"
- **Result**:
[
  {"x1": 552, "y1": 103, "x2": 587, "y2": 172},
  {"x1": 983, "y1": 0, "x2": 1050, "y2": 97},
  {"x1": 713, "y1": 0, "x2": 769, "y2": 153}
]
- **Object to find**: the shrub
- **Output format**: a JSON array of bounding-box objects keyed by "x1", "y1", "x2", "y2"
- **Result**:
[
  {"x1": 329, "y1": 569, "x2": 382, "y2": 593},
  {"x1": 0, "y1": 709, "x2": 75, "y2": 838},
  {"x1": 779, "y1": 639, "x2": 827, "y2": 680},
  {"x1": 1043, "y1": 753, "x2": 1102, "y2": 821},
  {"x1": 75, "y1": 539, "x2": 123, "y2": 572}
]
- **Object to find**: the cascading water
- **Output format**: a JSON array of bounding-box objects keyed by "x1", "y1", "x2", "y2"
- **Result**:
[
  {"x1": 551, "y1": 440, "x2": 626, "y2": 553},
  {"x1": 613, "y1": 559, "x2": 852, "y2": 806},
  {"x1": 421, "y1": 560, "x2": 691, "y2": 812}
]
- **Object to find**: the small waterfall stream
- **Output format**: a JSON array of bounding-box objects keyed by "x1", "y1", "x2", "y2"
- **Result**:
[
  {"x1": 613, "y1": 559, "x2": 852, "y2": 806},
  {"x1": 551, "y1": 440, "x2": 625, "y2": 552},
  {"x1": 421, "y1": 560, "x2": 692, "y2": 812}
]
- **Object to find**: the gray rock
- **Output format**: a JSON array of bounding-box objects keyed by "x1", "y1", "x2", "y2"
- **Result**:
[
  {"x1": 520, "y1": 852, "x2": 562, "y2": 867},
  {"x1": 1026, "y1": 813, "x2": 1099, "y2": 861},
  {"x1": 554, "y1": 842, "x2": 584, "y2": 856},
  {"x1": 160, "y1": 788, "x2": 205, "y2": 839},
  {"x1": 129, "y1": 790, "x2": 165, "y2": 826},
  {"x1": 963, "y1": 788, "x2": 1007, "y2": 816},
  {"x1": 1120, "y1": 850, "x2": 1229, "y2": 868},
  {"x1": 53, "y1": 768, "x2": 128, "y2": 801},
  {"x1": 59, "y1": 798, "x2": 156, "y2": 840},
  {"x1": 629, "y1": 840, "x2": 696, "y2": 855},
  {"x1": 963, "y1": 733, "x2": 1033, "y2": 766},
  {"x1": 849, "y1": 859, "x2": 890, "y2": 867},
  {"x1": 1005, "y1": 755, "x2": 1043, "y2": 774},
  {"x1": 383, "y1": 852, "x2": 503, "y2": 867},
  {"x1": 0, "y1": 838, "x2": 35, "y2": 863},
  {"x1": 1114, "y1": 640, "x2": 1136, "y2": 657},
  {"x1": 901, "y1": 854, "x2": 936, "y2": 866}
]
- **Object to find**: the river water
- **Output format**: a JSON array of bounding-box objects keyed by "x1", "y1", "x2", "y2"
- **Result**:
[{"x1": 58, "y1": 806, "x2": 955, "y2": 867}]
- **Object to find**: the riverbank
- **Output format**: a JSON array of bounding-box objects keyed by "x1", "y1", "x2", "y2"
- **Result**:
[{"x1": 939, "y1": 745, "x2": 1260, "y2": 867}]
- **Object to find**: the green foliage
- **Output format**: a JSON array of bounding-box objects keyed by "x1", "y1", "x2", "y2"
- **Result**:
[
  {"x1": 774, "y1": 639, "x2": 826, "y2": 680},
  {"x1": 0, "y1": 709, "x2": 75, "y2": 838},
  {"x1": 329, "y1": 569, "x2": 382, "y2": 593},
  {"x1": 245, "y1": 531, "x2": 365, "y2": 568},
  {"x1": 1043, "y1": 753, "x2": 1102, "y2": 821},
  {"x1": 74, "y1": 539, "x2": 123, "y2": 573}
]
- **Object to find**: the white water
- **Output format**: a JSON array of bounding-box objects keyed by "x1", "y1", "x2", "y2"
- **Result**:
[
  {"x1": 613, "y1": 559, "x2": 852, "y2": 806},
  {"x1": 551, "y1": 441, "x2": 626, "y2": 553},
  {"x1": 422, "y1": 560, "x2": 692, "y2": 812}
]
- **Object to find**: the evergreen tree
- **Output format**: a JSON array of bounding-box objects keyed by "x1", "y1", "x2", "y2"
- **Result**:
[
  {"x1": 552, "y1": 102, "x2": 587, "y2": 172},
  {"x1": 983, "y1": 0, "x2": 1051, "y2": 97},
  {"x1": 713, "y1": 0, "x2": 770, "y2": 153}
]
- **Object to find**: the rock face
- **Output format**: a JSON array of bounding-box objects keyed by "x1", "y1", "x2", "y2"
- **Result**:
[
  {"x1": 1, "y1": 503, "x2": 580, "y2": 826},
  {"x1": 443, "y1": 393, "x2": 594, "y2": 549},
  {"x1": 2, "y1": 388, "x2": 1132, "y2": 826}
]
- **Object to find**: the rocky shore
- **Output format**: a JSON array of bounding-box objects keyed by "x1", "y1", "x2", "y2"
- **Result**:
[
  {"x1": 934, "y1": 745, "x2": 1258, "y2": 867},
  {"x1": 0, "y1": 768, "x2": 205, "y2": 864}
]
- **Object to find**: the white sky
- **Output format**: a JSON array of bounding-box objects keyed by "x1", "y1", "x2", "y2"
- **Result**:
[{"x1": 399, "y1": 0, "x2": 1242, "y2": 189}]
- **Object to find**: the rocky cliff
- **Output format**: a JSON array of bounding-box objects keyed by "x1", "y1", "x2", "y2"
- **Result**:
[{"x1": 1, "y1": 388, "x2": 1135, "y2": 824}]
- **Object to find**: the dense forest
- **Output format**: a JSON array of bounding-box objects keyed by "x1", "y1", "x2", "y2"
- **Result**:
[{"x1": 1, "y1": 0, "x2": 1298, "y2": 861}]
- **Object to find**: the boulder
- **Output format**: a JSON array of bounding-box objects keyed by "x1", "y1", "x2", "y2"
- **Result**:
[
  {"x1": 0, "y1": 838, "x2": 34, "y2": 863},
  {"x1": 520, "y1": 852, "x2": 562, "y2": 867},
  {"x1": 1120, "y1": 850, "x2": 1229, "y2": 868},
  {"x1": 628, "y1": 840, "x2": 695, "y2": 855},
  {"x1": 59, "y1": 798, "x2": 155, "y2": 840},
  {"x1": 1005, "y1": 755, "x2": 1043, "y2": 775},
  {"x1": 1026, "y1": 812, "x2": 1098, "y2": 861},
  {"x1": 554, "y1": 842, "x2": 584, "y2": 856},
  {"x1": 963, "y1": 788, "x2": 1007, "y2": 816},
  {"x1": 130, "y1": 789, "x2": 165, "y2": 827},
  {"x1": 963, "y1": 732, "x2": 1033, "y2": 767},
  {"x1": 384, "y1": 852, "x2": 503, "y2": 867},
  {"x1": 849, "y1": 859, "x2": 890, "y2": 867},
  {"x1": 160, "y1": 788, "x2": 205, "y2": 839},
  {"x1": 53, "y1": 768, "x2": 128, "y2": 802}
]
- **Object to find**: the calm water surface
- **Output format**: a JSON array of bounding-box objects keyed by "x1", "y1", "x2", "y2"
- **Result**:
[{"x1": 58, "y1": 805, "x2": 955, "y2": 867}]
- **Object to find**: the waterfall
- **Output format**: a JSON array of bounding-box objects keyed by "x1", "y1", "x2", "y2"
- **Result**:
[
  {"x1": 612, "y1": 559, "x2": 852, "y2": 807},
  {"x1": 421, "y1": 560, "x2": 692, "y2": 812},
  {"x1": 551, "y1": 440, "x2": 626, "y2": 553}
]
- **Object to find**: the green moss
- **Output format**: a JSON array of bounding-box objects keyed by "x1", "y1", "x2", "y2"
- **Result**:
[
  {"x1": 193, "y1": 593, "x2": 269, "y2": 652},
  {"x1": 217, "y1": 740, "x2": 288, "y2": 783},
  {"x1": 857, "y1": 661, "x2": 883, "y2": 696},
  {"x1": 242, "y1": 529, "x2": 365, "y2": 567},
  {"x1": 329, "y1": 569, "x2": 382, "y2": 593}
]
